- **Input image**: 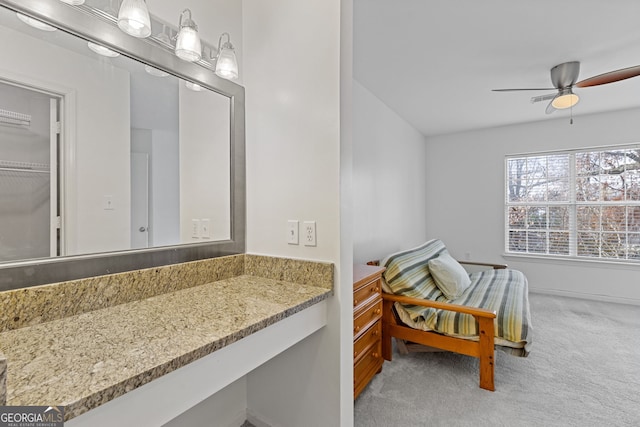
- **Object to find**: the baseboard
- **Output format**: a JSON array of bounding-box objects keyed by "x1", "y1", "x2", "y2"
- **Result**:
[
  {"x1": 224, "y1": 410, "x2": 248, "y2": 427},
  {"x1": 530, "y1": 288, "x2": 640, "y2": 306},
  {"x1": 246, "y1": 409, "x2": 275, "y2": 427}
]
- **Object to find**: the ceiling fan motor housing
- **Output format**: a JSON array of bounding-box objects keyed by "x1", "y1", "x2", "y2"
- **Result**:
[{"x1": 550, "y1": 61, "x2": 580, "y2": 88}]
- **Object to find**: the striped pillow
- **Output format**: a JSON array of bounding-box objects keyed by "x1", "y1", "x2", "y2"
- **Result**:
[{"x1": 382, "y1": 239, "x2": 448, "y2": 325}]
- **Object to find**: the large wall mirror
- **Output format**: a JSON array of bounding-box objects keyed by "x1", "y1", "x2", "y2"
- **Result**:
[{"x1": 0, "y1": 0, "x2": 245, "y2": 290}]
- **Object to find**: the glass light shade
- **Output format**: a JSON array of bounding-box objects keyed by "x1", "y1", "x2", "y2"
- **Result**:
[
  {"x1": 185, "y1": 81, "x2": 202, "y2": 91},
  {"x1": 175, "y1": 27, "x2": 202, "y2": 62},
  {"x1": 16, "y1": 13, "x2": 57, "y2": 32},
  {"x1": 59, "y1": 0, "x2": 85, "y2": 5},
  {"x1": 144, "y1": 65, "x2": 169, "y2": 77},
  {"x1": 552, "y1": 93, "x2": 579, "y2": 109},
  {"x1": 117, "y1": 0, "x2": 151, "y2": 38},
  {"x1": 215, "y1": 46, "x2": 239, "y2": 80},
  {"x1": 87, "y1": 42, "x2": 120, "y2": 57}
]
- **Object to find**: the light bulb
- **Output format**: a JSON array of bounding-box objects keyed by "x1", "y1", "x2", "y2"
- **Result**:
[
  {"x1": 185, "y1": 81, "x2": 202, "y2": 91},
  {"x1": 16, "y1": 13, "x2": 57, "y2": 32},
  {"x1": 87, "y1": 42, "x2": 120, "y2": 57},
  {"x1": 145, "y1": 65, "x2": 169, "y2": 77},
  {"x1": 175, "y1": 26, "x2": 202, "y2": 62},
  {"x1": 215, "y1": 46, "x2": 238, "y2": 80},
  {"x1": 117, "y1": 0, "x2": 151, "y2": 38}
]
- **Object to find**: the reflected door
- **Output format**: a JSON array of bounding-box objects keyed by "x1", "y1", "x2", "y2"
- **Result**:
[{"x1": 131, "y1": 152, "x2": 149, "y2": 249}]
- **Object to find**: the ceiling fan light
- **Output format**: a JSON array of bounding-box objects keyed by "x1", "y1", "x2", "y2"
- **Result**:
[
  {"x1": 59, "y1": 0, "x2": 86, "y2": 5},
  {"x1": 552, "y1": 92, "x2": 579, "y2": 109}
]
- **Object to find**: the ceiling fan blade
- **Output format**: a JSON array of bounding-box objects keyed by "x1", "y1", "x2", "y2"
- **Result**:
[
  {"x1": 575, "y1": 65, "x2": 640, "y2": 88},
  {"x1": 545, "y1": 98, "x2": 557, "y2": 115},
  {"x1": 492, "y1": 87, "x2": 556, "y2": 92},
  {"x1": 531, "y1": 93, "x2": 557, "y2": 103}
]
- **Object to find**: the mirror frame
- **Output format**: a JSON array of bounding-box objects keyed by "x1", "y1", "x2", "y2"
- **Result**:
[{"x1": 0, "y1": 0, "x2": 246, "y2": 291}]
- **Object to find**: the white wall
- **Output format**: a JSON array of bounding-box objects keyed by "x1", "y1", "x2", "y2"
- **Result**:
[
  {"x1": 242, "y1": 0, "x2": 346, "y2": 426},
  {"x1": 179, "y1": 85, "x2": 231, "y2": 242},
  {"x1": 352, "y1": 80, "x2": 429, "y2": 264},
  {"x1": 425, "y1": 108, "x2": 640, "y2": 304}
]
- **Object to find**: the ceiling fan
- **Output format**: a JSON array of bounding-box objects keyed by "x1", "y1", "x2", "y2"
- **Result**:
[{"x1": 492, "y1": 61, "x2": 640, "y2": 114}]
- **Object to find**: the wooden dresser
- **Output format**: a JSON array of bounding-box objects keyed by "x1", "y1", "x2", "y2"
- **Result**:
[{"x1": 353, "y1": 264, "x2": 385, "y2": 399}]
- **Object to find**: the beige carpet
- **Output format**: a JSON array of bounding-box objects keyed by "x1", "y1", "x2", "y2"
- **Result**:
[{"x1": 354, "y1": 293, "x2": 640, "y2": 426}]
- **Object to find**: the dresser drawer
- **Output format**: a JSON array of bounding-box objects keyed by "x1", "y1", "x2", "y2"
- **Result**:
[
  {"x1": 354, "y1": 299, "x2": 382, "y2": 339},
  {"x1": 354, "y1": 320, "x2": 381, "y2": 362},
  {"x1": 353, "y1": 278, "x2": 381, "y2": 310},
  {"x1": 354, "y1": 339, "x2": 382, "y2": 389}
]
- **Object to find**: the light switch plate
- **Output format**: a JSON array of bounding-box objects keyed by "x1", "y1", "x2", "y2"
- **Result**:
[
  {"x1": 201, "y1": 219, "x2": 210, "y2": 239},
  {"x1": 191, "y1": 219, "x2": 200, "y2": 239},
  {"x1": 287, "y1": 220, "x2": 299, "y2": 245}
]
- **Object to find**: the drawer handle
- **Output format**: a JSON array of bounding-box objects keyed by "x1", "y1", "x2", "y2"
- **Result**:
[
  {"x1": 374, "y1": 308, "x2": 381, "y2": 315},
  {"x1": 372, "y1": 352, "x2": 379, "y2": 358},
  {"x1": 354, "y1": 299, "x2": 358, "y2": 306},
  {"x1": 372, "y1": 329, "x2": 379, "y2": 336},
  {"x1": 355, "y1": 325, "x2": 361, "y2": 333},
  {"x1": 354, "y1": 350, "x2": 358, "y2": 357},
  {"x1": 370, "y1": 286, "x2": 379, "y2": 293}
]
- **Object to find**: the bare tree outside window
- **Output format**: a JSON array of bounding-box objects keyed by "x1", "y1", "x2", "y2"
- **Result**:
[{"x1": 506, "y1": 147, "x2": 640, "y2": 261}]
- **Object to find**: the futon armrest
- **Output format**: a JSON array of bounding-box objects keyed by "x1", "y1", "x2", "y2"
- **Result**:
[
  {"x1": 458, "y1": 260, "x2": 507, "y2": 269},
  {"x1": 382, "y1": 293, "x2": 496, "y2": 319}
]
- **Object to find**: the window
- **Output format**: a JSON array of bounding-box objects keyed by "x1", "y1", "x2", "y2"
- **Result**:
[{"x1": 506, "y1": 145, "x2": 640, "y2": 262}]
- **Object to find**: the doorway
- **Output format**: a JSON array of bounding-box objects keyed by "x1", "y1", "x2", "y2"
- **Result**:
[{"x1": 0, "y1": 80, "x2": 61, "y2": 262}]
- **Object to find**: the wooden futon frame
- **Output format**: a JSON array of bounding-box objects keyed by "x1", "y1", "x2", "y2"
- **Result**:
[{"x1": 370, "y1": 260, "x2": 507, "y2": 391}]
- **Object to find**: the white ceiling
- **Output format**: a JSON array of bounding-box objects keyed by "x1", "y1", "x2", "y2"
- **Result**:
[{"x1": 354, "y1": 0, "x2": 640, "y2": 137}]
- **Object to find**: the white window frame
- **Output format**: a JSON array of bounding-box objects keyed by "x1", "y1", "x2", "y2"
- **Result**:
[{"x1": 505, "y1": 144, "x2": 640, "y2": 264}]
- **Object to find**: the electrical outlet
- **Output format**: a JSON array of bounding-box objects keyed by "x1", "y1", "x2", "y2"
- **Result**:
[
  {"x1": 287, "y1": 220, "x2": 299, "y2": 245},
  {"x1": 303, "y1": 221, "x2": 316, "y2": 246},
  {"x1": 191, "y1": 219, "x2": 200, "y2": 239}
]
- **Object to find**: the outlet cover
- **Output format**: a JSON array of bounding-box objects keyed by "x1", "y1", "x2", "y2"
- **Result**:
[
  {"x1": 201, "y1": 219, "x2": 211, "y2": 239},
  {"x1": 191, "y1": 219, "x2": 200, "y2": 239},
  {"x1": 303, "y1": 221, "x2": 316, "y2": 247},
  {"x1": 287, "y1": 220, "x2": 299, "y2": 245}
]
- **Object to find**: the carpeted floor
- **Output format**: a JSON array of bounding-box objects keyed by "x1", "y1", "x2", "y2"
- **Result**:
[{"x1": 354, "y1": 293, "x2": 640, "y2": 427}]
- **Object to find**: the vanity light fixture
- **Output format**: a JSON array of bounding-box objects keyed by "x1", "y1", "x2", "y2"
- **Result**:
[
  {"x1": 117, "y1": 0, "x2": 151, "y2": 38},
  {"x1": 211, "y1": 32, "x2": 238, "y2": 80},
  {"x1": 185, "y1": 81, "x2": 203, "y2": 91},
  {"x1": 16, "y1": 13, "x2": 57, "y2": 31},
  {"x1": 87, "y1": 41, "x2": 120, "y2": 57},
  {"x1": 59, "y1": 0, "x2": 85, "y2": 5},
  {"x1": 551, "y1": 88, "x2": 580, "y2": 109},
  {"x1": 175, "y1": 9, "x2": 202, "y2": 62},
  {"x1": 145, "y1": 65, "x2": 169, "y2": 77}
]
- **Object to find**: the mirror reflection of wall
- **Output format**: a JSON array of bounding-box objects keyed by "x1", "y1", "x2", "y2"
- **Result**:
[{"x1": 0, "y1": 4, "x2": 231, "y2": 264}]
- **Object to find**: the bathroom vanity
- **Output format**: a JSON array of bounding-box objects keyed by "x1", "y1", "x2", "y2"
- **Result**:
[{"x1": 0, "y1": 255, "x2": 333, "y2": 424}]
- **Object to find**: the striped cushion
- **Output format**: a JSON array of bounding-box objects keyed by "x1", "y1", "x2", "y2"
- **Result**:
[
  {"x1": 436, "y1": 268, "x2": 532, "y2": 356},
  {"x1": 382, "y1": 239, "x2": 448, "y2": 326}
]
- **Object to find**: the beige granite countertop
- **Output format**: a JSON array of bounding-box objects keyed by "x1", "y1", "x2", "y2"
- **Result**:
[{"x1": 0, "y1": 255, "x2": 333, "y2": 420}]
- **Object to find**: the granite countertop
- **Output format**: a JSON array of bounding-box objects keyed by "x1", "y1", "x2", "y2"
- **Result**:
[{"x1": 0, "y1": 255, "x2": 333, "y2": 420}]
